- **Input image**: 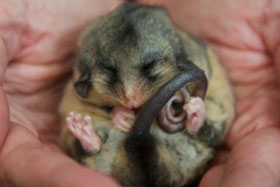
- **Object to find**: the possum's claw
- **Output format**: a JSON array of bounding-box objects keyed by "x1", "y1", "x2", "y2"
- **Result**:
[
  {"x1": 112, "y1": 107, "x2": 135, "y2": 132},
  {"x1": 183, "y1": 97, "x2": 206, "y2": 135},
  {"x1": 66, "y1": 112, "x2": 101, "y2": 153}
]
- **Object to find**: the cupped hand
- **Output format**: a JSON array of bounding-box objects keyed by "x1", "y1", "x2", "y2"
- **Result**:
[
  {"x1": 0, "y1": 0, "x2": 122, "y2": 186},
  {"x1": 139, "y1": 0, "x2": 280, "y2": 186},
  {"x1": 1, "y1": 0, "x2": 280, "y2": 187}
]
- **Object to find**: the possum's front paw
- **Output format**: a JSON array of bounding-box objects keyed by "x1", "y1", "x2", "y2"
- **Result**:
[
  {"x1": 183, "y1": 97, "x2": 206, "y2": 135},
  {"x1": 66, "y1": 112, "x2": 101, "y2": 153},
  {"x1": 112, "y1": 106, "x2": 135, "y2": 132}
]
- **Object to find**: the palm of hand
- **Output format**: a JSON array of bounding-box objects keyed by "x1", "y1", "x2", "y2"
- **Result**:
[{"x1": 1, "y1": 0, "x2": 280, "y2": 187}]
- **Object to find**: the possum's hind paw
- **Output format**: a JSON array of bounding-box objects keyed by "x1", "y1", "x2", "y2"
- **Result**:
[
  {"x1": 183, "y1": 97, "x2": 206, "y2": 135},
  {"x1": 66, "y1": 112, "x2": 101, "y2": 153},
  {"x1": 112, "y1": 106, "x2": 135, "y2": 132}
]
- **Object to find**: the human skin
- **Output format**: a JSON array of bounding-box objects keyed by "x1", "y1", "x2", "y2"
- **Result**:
[{"x1": 0, "y1": 0, "x2": 280, "y2": 187}]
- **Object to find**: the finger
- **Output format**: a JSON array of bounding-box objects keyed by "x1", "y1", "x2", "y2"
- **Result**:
[
  {"x1": 0, "y1": 126, "x2": 119, "y2": 187},
  {"x1": 0, "y1": 34, "x2": 10, "y2": 149},
  {"x1": 201, "y1": 127, "x2": 280, "y2": 187},
  {"x1": 0, "y1": 88, "x2": 9, "y2": 148},
  {"x1": 116, "y1": 121, "x2": 130, "y2": 132},
  {"x1": 199, "y1": 164, "x2": 225, "y2": 187}
]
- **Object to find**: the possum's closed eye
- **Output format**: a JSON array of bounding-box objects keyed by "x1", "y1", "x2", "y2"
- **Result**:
[
  {"x1": 141, "y1": 59, "x2": 158, "y2": 81},
  {"x1": 98, "y1": 63, "x2": 119, "y2": 85},
  {"x1": 141, "y1": 60, "x2": 155, "y2": 80},
  {"x1": 141, "y1": 52, "x2": 166, "y2": 82}
]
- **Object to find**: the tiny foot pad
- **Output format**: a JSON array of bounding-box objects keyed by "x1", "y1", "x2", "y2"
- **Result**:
[{"x1": 66, "y1": 112, "x2": 101, "y2": 153}]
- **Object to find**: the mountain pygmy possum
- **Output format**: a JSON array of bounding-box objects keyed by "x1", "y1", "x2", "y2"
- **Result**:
[{"x1": 59, "y1": 3, "x2": 235, "y2": 187}]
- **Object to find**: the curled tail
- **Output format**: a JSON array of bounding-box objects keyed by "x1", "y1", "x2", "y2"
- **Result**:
[{"x1": 124, "y1": 68, "x2": 208, "y2": 186}]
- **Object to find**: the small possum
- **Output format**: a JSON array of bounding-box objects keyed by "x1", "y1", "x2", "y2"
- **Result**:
[{"x1": 59, "y1": 3, "x2": 235, "y2": 187}]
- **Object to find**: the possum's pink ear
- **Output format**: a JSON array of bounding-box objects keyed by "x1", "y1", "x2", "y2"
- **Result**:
[{"x1": 74, "y1": 73, "x2": 92, "y2": 98}]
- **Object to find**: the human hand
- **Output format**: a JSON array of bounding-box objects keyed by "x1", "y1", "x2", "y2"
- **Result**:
[
  {"x1": 138, "y1": 0, "x2": 280, "y2": 186},
  {"x1": 2, "y1": 0, "x2": 280, "y2": 186},
  {"x1": 0, "y1": 0, "x2": 122, "y2": 186}
]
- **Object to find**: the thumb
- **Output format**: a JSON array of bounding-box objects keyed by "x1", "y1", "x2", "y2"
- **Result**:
[
  {"x1": 0, "y1": 126, "x2": 119, "y2": 187},
  {"x1": 0, "y1": 87, "x2": 9, "y2": 148}
]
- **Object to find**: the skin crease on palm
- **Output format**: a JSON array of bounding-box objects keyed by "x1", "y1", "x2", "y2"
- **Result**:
[{"x1": 0, "y1": 0, "x2": 280, "y2": 186}]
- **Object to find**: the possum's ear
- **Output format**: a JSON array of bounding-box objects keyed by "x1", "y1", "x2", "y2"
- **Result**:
[{"x1": 74, "y1": 73, "x2": 92, "y2": 98}]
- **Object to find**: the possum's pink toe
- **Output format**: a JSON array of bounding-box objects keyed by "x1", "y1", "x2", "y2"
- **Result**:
[
  {"x1": 183, "y1": 97, "x2": 206, "y2": 135},
  {"x1": 112, "y1": 107, "x2": 135, "y2": 132}
]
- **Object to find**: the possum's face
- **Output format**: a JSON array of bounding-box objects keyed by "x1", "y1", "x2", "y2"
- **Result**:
[
  {"x1": 73, "y1": 4, "x2": 198, "y2": 109},
  {"x1": 74, "y1": 37, "x2": 178, "y2": 109}
]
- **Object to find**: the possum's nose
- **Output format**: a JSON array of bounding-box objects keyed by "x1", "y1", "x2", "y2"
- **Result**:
[{"x1": 123, "y1": 92, "x2": 143, "y2": 109}]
